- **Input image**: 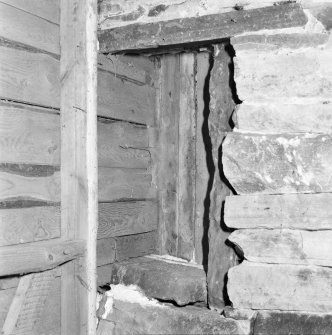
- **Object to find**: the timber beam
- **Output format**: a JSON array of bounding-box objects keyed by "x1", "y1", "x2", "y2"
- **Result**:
[{"x1": 98, "y1": 3, "x2": 307, "y2": 53}]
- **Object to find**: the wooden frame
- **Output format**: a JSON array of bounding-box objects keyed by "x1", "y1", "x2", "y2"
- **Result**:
[{"x1": 60, "y1": 0, "x2": 98, "y2": 334}]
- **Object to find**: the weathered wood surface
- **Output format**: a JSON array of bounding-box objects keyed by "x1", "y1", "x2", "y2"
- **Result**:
[
  {"x1": 228, "y1": 261, "x2": 332, "y2": 312},
  {"x1": 98, "y1": 201, "x2": 157, "y2": 238},
  {"x1": 0, "y1": 277, "x2": 19, "y2": 290},
  {"x1": 98, "y1": 168, "x2": 156, "y2": 201},
  {"x1": 234, "y1": 48, "x2": 332, "y2": 101},
  {"x1": 0, "y1": 102, "x2": 60, "y2": 165},
  {"x1": 1, "y1": 0, "x2": 60, "y2": 24},
  {"x1": 158, "y1": 54, "x2": 180, "y2": 256},
  {"x1": 97, "y1": 285, "x2": 250, "y2": 335},
  {"x1": 229, "y1": 229, "x2": 332, "y2": 267},
  {"x1": 0, "y1": 239, "x2": 85, "y2": 276},
  {"x1": 233, "y1": 102, "x2": 332, "y2": 133},
  {"x1": 177, "y1": 53, "x2": 196, "y2": 261},
  {"x1": 254, "y1": 310, "x2": 332, "y2": 335},
  {"x1": 97, "y1": 238, "x2": 116, "y2": 266},
  {"x1": 98, "y1": 4, "x2": 307, "y2": 52},
  {"x1": 0, "y1": 2, "x2": 59, "y2": 55},
  {"x1": 0, "y1": 288, "x2": 16, "y2": 328},
  {"x1": 105, "y1": 257, "x2": 207, "y2": 306},
  {"x1": 98, "y1": 121, "x2": 150, "y2": 169},
  {"x1": 223, "y1": 133, "x2": 332, "y2": 194},
  {"x1": 225, "y1": 193, "x2": 332, "y2": 230},
  {"x1": 207, "y1": 43, "x2": 237, "y2": 310},
  {"x1": 0, "y1": 46, "x2": 59, "y2": 108},
  {"x1": 98, "y1": 68, "x2": 156, "y2": 125},
  {"x1": 0, "y1": 205, "x2": 60, "y2": 246}
]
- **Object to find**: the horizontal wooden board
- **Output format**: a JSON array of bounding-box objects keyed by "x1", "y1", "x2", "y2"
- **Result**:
[
  {"x1": 98, "y1": 201, "x2": 158, "y2": 239},
  {"x1": 115, "y1": 231, "x2": 157, "y2": 261},
  {"x1": 228, "y1": 261, "x2": 332, "y2": 312},
  {"x1": 98, "y1": 69, "x2": 156, "y2": 125},
  {"x1": 1, "y1": 0, "x2": 60, "y2": 24},
  {"x1": 97, "y1": 238, "x2": 116, "y2": 266},
  {"x1": 0, "y1": 2, "x2": 59, "y2": 54},
  {"x1": 0, "y1": 102, "x2": 60, "y2": 165},
  {"x1": 98, "y1": 168, "x2": 156, "y2": 202},
  {"x1": 0, "y1": 46, "x2": 59, "y2": 108},
  {"x1": 233, "y1": 102, "x2": 332, "y2": 133},
  {"x1": 225, "y1": 193, "x2": 332, "y2": 230},
  {"x1": 98, "y1": 121, "x2": 150, "y2": 169},
  {"x1": 98, "y1": 3, "x2": 307, "y2": 52},
  {"x1": 234, "y1": 48, "x2": 332, "y2": 101},
  {"x1": 229, "y1": 229, "x2": 332, "y2": 267},
  {"x1": 223, "y1": 133, "x2": 332, "y2": 194},
  {"x1": 0, "y1": 239, "x2": 85, "y2": 276},
  {"x1": 0, "y1": 205, "x2": 60, "y2": 246}
]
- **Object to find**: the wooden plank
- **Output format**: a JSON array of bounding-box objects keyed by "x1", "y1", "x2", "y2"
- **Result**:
[
  {"x1": 225, "y1": 193, "x2": 332, "y2": 230},
  {"x1": 60, "y1": 0, "x2": 98, "y2": 334},
  {"x1": 0, "y1": 2, "x2": 59, "y2": 54},
  {"x1": 0, "y1": 101, "x2": 60, "y2": 165},
  {"x1": 0, "y1": 277, "x2": 19, "y2": 290},
  {"x1": 98, "y1": 201, "x2": 158, "y2": 239},
  {"x1": 97, "y1": 237, "x2": 116, "y2": 266},
  {"x1": 0, "y1": 0, "x2": 60, "y2": 24},
  {"x1": 194, "y1": 52, "x2": 210, "y2": 264},
  {"x1": 207, "y1": 43, "x2": 237, "y2": 310},
  {"x1": 0, "y1": 239, "x2": 85, "y2": 276},
  {"x1": 98, "y1": 68, "x2": 156, "y2": 125},
  {"x1": 98, "y1": 168, "x2": 156, "y2": 202},
  {"x1": 0, "y1": 205, "x2": 60, "y2": 246},
  {"x1": 0, "y1": 170, "x2": 60, "y2": 202},
  {"x1": 98, "y1": 121, "x2": 150, "y2": 169},
  {"x1": 228, "y1": 261, "x2": 332, "y2": 312},
  {"x1": 177, "y1": 53, "x2": 196, "y2": 261},
  {"x1": 223, "y1": 133, "x2": 332, "y2": 195},
  {"x1": 233, "y1": 102, "x2": 332, "y2": 133},
  {"x1": 0, "y1": 46, "x2": 59, "y2": 108},
  {"x1": 229, "y1": 229, "x2": 332, "y2": 267},
  {"x1": 98, "y1": 4, "x2": 307, "y2": 52},
  {"x1": 158, "y1": 54, "x2": 180, "y2": 256},
  {"x1": 115, "y1": 231, "x2": 157, "y2": 261},
  {"x1": 3, "y1": 269, "x2": 57, "y2": 334}
]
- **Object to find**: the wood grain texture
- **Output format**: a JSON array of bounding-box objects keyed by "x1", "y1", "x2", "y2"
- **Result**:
[
  {"x1": 158, "y1": 54, "x2": 180, "y2": 256},
  {"x1": 0, "y1": 0, "x2": 60, "y2": 24},
  {"x1": 98, "y1": 121, "x2": 151, "y2": 169},
  {"x1": 0, "y1": 2, "x2": 59, "y2": 54},
  {"x1": 0, "y1": 101, "x2": 60, "y2": 165},
  {"x1": 228, "y1": 261, "x2": 332, "y2": 312},
  {"x1": 233, "y1": 102, "x2": 332, "y2": 133},
  {"x1": 98, "y1": 201, "x2": 158, "y2": 238},
  {"x1": 98, "y1": 168, "x2": 156, "y2": 202},
  {"x1": 223, "y1": 133, "x2": 332, "y2": 194},
  {"x1": 0, "y1": 239, "x2": 85, "y2": 276},
  {"x1": 98, "y1": 68, "x2": 156, "y2": 125},
  {"x1": 0, "y1": 205, "x2": 60, "y2": 246},
  {"x1": 229, "y1": 229, "x2": 332, "y2": 267},
  {"x1": 225, "y1": 193, "x2": 332, "y2": 230},
  {"x1": 98, "y1": 3, "x2": 307, "y2": 52},
  {"x1": 0, "y1": 46, "x2": 59, "y2": 108},
  {"x1": 177, "y1": 53, "x2": 196, "y2": 261},
  {"x1": 97, "y1": 237, "x2": 116, "y2": 266}
]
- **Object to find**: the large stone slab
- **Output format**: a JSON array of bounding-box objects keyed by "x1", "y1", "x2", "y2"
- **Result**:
[
  {"x1": 222, "y1": 133, "x2": 332, "y2": 194},
  {"x1": 225, "y1": 193, "x2": 332, "y2": 230},
  {"x1": 228, "y1": 229, "x2": 332, "y2": 266},
  {"x1": 103, "y1": 256, "x2": 207, "y2": 306},
  {"x1": 228, "y1": 261, "x2": 332, "y2": 312},
  {"x1": 97, "y1": 284, "x2": 251, "y2": 335}
]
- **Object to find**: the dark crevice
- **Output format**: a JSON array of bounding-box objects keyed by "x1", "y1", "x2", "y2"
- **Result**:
[{"x1": 201, "y1": 51, "x2": 215, "y2": 275}]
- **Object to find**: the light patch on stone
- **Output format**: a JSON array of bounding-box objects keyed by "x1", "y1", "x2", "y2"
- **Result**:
[
  {"x1": 302, "y1": 8, "x2": 327, "y2": 34},
  {"x1": 276, "y1": 137, "x2": 300, "y2": 147},
  {"x1": 264, "y1": 175, "x2": 273, "y2": 183},
  {"x1": 286, "y1": 153, "x2": 293, "y2": 162},
  {"x1": 146, "y1": 254, "x2": 203, "y2": 268}
]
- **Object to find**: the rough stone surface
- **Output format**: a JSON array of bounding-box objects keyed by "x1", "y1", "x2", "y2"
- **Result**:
[
  {"x1": 97, "y1": 284, "x2": 251, "y2": 335},
  {"x1": 105, "y1": 256, "x2": 207, "y2": 306},
  {"x1": 228, "y1": 261, "x2": 332, "y2": 312},
  {"x1": 254, "y1": 310, "x2": 332, "y2": 335},
  {"x1": 229, "y1": 229, "x2": 332, "y2": 266},
  {"x1": 223, "y1": 133, "x2": 332, "y2": 194}
]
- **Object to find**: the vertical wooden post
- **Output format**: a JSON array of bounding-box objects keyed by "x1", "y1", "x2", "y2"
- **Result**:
[{"x1": 60, "y1": 0, "x2": 98, "y2": 334}]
